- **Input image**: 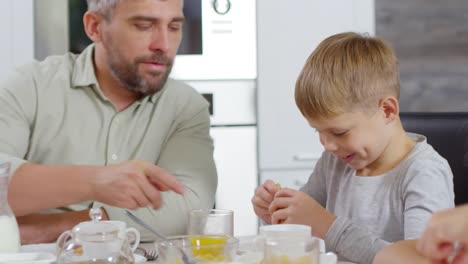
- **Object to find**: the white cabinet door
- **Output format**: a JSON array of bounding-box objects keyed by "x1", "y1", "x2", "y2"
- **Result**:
[
  {"x1": 0, "y1": 0, "x2": 34, "y2": 81},
  {"x1": 210, "y1": 126, "x2": 258, "y2": 236},
  {"x1": 257, "y1": 0, "x2": 374, "y2": 171},
  {"x1": 0, "y1": 0, "x2": 13, "y2": 80}
]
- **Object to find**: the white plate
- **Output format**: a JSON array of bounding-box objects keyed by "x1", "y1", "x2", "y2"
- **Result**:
[
  {"x1": 21, "y1": 244, "x2": 146, "y2": 263},
  {"x1": 0, "y1": 252, "x2": 56, "y2": 264},
  {"x1": 20, "y1": 243, "x2": 55, "y2": 255}
]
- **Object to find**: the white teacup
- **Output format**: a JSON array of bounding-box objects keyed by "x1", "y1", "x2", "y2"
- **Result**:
[
  {"x1": 103, "y1": 220, "x2": 140, "y2": 252},
  {"x1": 256, "y1": 224, "x2": 326, "y2": 252},
  {"x1": 264, "y1": 236, "x2": 337, "y2": 264},
  {"x1": 260, "y1": 224, "x2": 311, "y2": 238}
]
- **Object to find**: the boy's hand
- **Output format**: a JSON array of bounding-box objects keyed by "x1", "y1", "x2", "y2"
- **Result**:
[
  {"x1": 269, "y1": 188, "x2": 336, "y2": 239},
  {"x1": 251, "y1": 180, "x2": 281, "y2": 224}
]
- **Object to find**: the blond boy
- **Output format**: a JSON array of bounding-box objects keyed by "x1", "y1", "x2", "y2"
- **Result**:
[{"x1": 252, "y1": 32, "x2": 454, "y2": 264}]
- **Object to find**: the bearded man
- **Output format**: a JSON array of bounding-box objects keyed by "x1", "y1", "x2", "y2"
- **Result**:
[{"x1": 0, "y1": 0, "x2": 216, "y2": 244}]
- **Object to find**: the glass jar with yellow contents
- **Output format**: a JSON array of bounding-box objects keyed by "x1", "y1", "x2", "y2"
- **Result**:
[{"x1": 155, "y1": 235, "x2": 239, "y2": 263}]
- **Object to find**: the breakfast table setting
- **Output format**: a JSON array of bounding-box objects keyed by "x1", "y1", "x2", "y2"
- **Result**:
[{"x1": 1, "y1": 207, "x2": 356, "y2": 264}]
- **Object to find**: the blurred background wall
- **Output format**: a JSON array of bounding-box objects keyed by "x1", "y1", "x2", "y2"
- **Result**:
[{"x1": 376, "y1": 0, "x2": 468, "y2": 111}]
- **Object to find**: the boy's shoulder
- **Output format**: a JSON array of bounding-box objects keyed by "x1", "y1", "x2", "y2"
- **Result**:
[
  {"x1": 396, "y1": 133, "x2": 454, "y2": 203},
  {"x1": 396, "y1": 133, "x2": 452, "y2": 182},
  {"x1": 402, "y1": 133, "x2": 448, "y2": 167}
]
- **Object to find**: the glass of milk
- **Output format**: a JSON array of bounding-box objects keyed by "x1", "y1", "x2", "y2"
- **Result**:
[{"x1": 0, "y1": 162, "x2": 21, "y2": 253}]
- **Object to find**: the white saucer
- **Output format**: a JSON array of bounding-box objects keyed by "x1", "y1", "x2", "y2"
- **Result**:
[{"x1": 0, "y1": 252, "x2": 56, "y2": 264}]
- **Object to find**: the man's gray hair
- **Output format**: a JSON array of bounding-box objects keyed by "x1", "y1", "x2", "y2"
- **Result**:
[{"x1": 87, "y1": 0, "x2": 122, "y2": 20}]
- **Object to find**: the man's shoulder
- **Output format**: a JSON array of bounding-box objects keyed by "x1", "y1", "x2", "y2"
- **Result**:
[
  {"x1": 3, "y1": 53, "x2": 77, "y2": 89},
  {"x1": 0, "y1": 56, "x2": 72, "y2": 101},
  {"x1": 24, "y1": 53, "x2": 76, "y2": 74},
  {"x1": 163, "y1": 78, "x2": 208, "y2": 106},
  {"x1": 164, "y1": 78, "x2": 197, "y2": 93}
]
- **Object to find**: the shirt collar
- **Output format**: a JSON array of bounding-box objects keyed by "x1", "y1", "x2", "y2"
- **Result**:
[{"x1": 71, "y1": 44, "x2": 98, "y2": 89}]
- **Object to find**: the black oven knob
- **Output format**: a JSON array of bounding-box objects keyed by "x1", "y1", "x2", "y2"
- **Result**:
[{"x1": 212, "y1": 0, "x2": 231, "y2": 15}]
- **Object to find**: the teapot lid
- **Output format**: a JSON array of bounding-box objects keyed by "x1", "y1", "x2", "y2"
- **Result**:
[
  {"x1": 72, "y1": 207, "x2": 119, "y2": 239},
  {"x1": 72, "y1": 221, "x2": 119, "y2": 237}
]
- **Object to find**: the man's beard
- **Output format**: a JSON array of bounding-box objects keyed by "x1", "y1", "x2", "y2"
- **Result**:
[{"x1": 108, "y1": 52, "x2": 173, "y2": 96}]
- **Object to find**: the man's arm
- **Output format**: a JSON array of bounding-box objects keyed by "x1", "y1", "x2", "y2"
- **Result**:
[
  {"x1": 9, "y1": 161, "x2": 185, "y2": 216},
  {"x1": 11, "y1": 160, "x2": 185, "y2": 244},
  {"x1": 9, "y1": 164, "x2": 96, "y2": 216},
  {"x1": 16, "y1": 210, "x2": 91, "y2": 244}
]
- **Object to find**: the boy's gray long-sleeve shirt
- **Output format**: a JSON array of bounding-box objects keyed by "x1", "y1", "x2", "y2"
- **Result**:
[{"x1": 300, "y1": 133, "x2": 454, "y2": 264}]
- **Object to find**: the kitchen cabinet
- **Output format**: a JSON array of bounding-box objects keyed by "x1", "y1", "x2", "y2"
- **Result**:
[
  {"x1": 187, "y1": 80, "x2": 258, "y2": 236},
  {"x1": 211, "y1": 126, "x2": 258, "y2": 237},
  {"x1": 0, "y1": 0, "x2": 34, "y2": 80},
  {"x1": 257, "y1": 0, "x2": 375, "y2": 180}
]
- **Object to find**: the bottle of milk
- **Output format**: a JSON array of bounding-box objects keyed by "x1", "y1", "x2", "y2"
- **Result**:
[{"x1": 0, "y1": 162, "x2": 20, "y2": 252}]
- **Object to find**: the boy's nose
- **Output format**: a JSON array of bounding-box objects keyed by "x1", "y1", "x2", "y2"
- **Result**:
[{"x1": 320, "y1": 134, "x2": 338, "y2": 152}]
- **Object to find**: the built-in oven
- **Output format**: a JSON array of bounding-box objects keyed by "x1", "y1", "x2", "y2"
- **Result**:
[{"x1": 34, "y1": 0, "x2": 259, "y2": 236}]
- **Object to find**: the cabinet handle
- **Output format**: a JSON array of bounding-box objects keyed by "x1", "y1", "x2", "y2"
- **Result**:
[{"x1": 293, "y1": 153, "x2": 319, "y2": 161}]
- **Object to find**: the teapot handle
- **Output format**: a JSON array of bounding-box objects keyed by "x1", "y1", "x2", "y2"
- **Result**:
[
  {"x1": 56, "y1": 230, "x2": 72, "y2": 256},
  {"x1": 125, "y1": 227, "x2": 141, "y2": 252}
]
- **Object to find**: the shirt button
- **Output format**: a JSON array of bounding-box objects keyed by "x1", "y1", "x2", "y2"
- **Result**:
[
  {"x1": 111, "y1": 154, "x2": 118, "y2": 161},
  {"x1": 115, "y1": 118, "x2": 120, "y2": 124}
]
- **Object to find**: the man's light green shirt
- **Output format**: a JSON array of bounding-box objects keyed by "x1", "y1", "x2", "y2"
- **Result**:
[{"x1": 0, "y1": 45, "x2": 217, "y2": 240}]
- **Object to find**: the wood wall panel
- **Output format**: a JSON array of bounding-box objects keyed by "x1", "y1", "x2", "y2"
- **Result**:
[{"x1": 376, "y1": 0, "x2": 468, "y2": 111}]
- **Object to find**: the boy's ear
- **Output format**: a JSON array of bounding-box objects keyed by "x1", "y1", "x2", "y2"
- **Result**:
[
  {"x1": 379, "y1": 96, "x2": 399, "y2": 124},
  {"x1": 83, "y1": 11, "x2": 104, "y2": 43}
]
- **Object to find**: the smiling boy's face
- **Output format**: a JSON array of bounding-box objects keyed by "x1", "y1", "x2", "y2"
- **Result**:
[{"x1": 308, "y1": 109, "x2": 393, "y2": 174}]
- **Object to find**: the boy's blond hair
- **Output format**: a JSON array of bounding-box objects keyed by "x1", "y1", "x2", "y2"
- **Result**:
[{"x1": 295, "y1": 32, "x2": 400, "y2": 119}]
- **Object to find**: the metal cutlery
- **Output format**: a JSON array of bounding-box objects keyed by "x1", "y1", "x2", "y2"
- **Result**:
[{"x1": 125, "y1": 210, "x2": 195, "y2": 264}]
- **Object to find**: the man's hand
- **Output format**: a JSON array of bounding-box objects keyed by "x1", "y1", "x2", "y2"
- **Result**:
[
  {"x1": 93, "y1": 160, "x2": 185, "y2": 210},
  {"x1": 251, "y1": 180, "x2": 281, "y2": 224},
  {"x1": 17, "y1": 210, "x2": 94, "y2": 244},
  {"x1": 269, "y1": 188, "x2": 336, "y2": 238}
]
